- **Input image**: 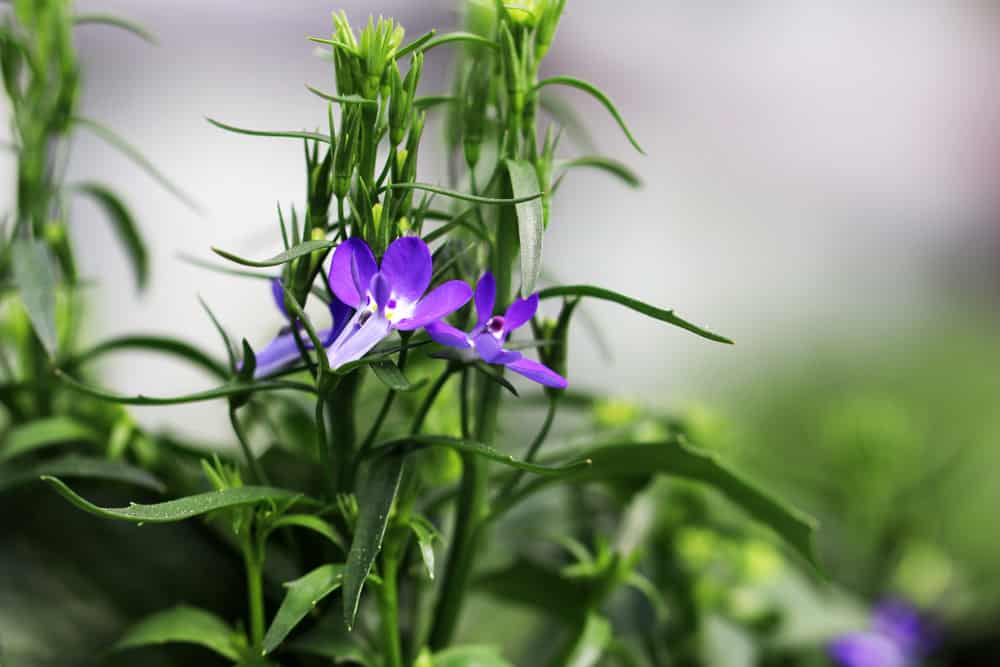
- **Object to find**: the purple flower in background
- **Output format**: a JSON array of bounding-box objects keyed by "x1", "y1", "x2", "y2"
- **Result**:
[
  {"x1": 252, "y1": 278, "x2": 354, "y2": 378},
  {"x1": 326, "y1": 236, "x2": 472, "y2": 368},
  {"x1": 830, "y1": 600, "x2": 936, "y2": 667},
  {"x1": 426, "y1": 272, "x2": 567, "y2": 388}
]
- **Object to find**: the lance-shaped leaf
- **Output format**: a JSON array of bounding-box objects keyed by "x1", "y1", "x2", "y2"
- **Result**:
[
  {"x1": 412, "y1": 31, "x2": 498, "y2": 54},
  {"x1": 431, "y1": 646, "x2": 514, "y2": 667},
  {"x1": 496, "y1": 441, "x2": 820, "y2": 569},
  {"x1": 73, "y1": 13, "x2": 156, "y2": 43},
  {"x1": 264, "y1": 514, "x2": 344, "y2": 550},
  {"x1": 263, "y1": 564, "x2": 345, "y2": 655},
  {"x1": 368, "y1": 435, "x2": 590, "y2": 476},
  {"x1": 534, "y1": 76, "x2": 644, "y2": 154},
  {"x1": 1, "y1": 416, "x2": 99, "y2": 462},
  {"x1": 12, "y1": 239, "x2": 57, "y2": 358},
  {"x1": 212, "y1": 239, "x2": 335, "y2": 268},
  {"x1": 384, "y1": 182, "x2": 542, "y2": 206},
  {"x1": 371, "y1": 360, "x2": 425, "y2": 392},
  {"x1": 0, "y1": 454, "x2": 164, "y2": 494},
  {"x1": 54, "y1": 370, "x2": 317, "y2": 405},
  {"x1": 114, "y1": 605, "x2": 242, "y2": 661},
  {"x1": 506, "y1": 159, "x2": 544, "y2": 295},
  {"x1": 408, "y1": 515, "x2": 439, "y2": 580},
  {"x1": 555, "y1": 156, "x2": 641, "y2": 189},
  {"x1": 305, "y1": 85, "x2": 378, "y2": 107},
  {"x1": 537, "y1": 285, "x2": 733, "y2": 345},
  {"x1": 343, "y1": 451, "x2": 405, "y2": 629},
  {"x1": 69, "y1": 334, "x2": 229, "y2": 380},
  {"x1": 395, "y1": 29, "x2": 436, "y2": 59},
  {"x1": 41, "y1": 476, "x2": 307, "y2": 523},
  {"x1": 70, "y1": 182, "x2": 149, "y2": 288},
  {"x1": 207, "y1": 118, "x2": 331, "y2": 144}
]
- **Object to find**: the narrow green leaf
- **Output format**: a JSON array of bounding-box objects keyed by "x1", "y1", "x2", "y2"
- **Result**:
[
  {"x1": 0, "y1": 454, "x2": 164, "y2": 494},
  {"x1": 12, "y1": 239, "x2": 57, "y2": 358},
  {"x1": 368, "y1": 435, "x2": 591, "y2": 476},
  {"x1": 534, "y1": 77, "x2": 645, "y2": 154},
  {"x1": 73, "y1": 13, "x2": 156, "y2": 44},
  {"x1": 343, "y1": 451, "x2": 405, "y2": 628},
  {"x1": 1, "y1": 416, "x2": 98, "y2": 462},
  {"x1": 305, "y1": 85, "x2": 378, "y2": 107},
  {"x1": 371, "y1": 360, "x2": 425, "y2": 392},
  {"x1": 539, "y1": 91, "x2": 596, "y2": 153},
  {"x1": 384, "y1": 182, "x2": 542, "y2": 206},
  {"x1": 70, "y1": 182, "x2": 149, "y2": 288},
  {"x1": 413, "y1": 95, "x2": 455, "y2": 111},
  {"x1": 54, "y1": 370, "x2": 317, "y2": 405},
  {"x1": 417, "y1": 31, "x2": 498, "y2": 54},
  {"x1": 211, "y1": 239, "x2": 335, "y2": 268},
  {"x1": 556, "y1": 156, "x2": 641, "y2": 189},
  {"x1": 114, "y1": 605, "x2": 241, "y2": 660},
  {"x1": 41, "y1": 476, "x2": 308, "y2": 523},
  {"x1": 537, "y1": 285, "x2": 733, "y2": 345},
  {"x1": 563, "y1": 613, "x2": 612, "y2": 667},
  {"x1": 505, "y1": 159, "x2": 544, "y2": 295},
  {"x1": 408, "y1": 515, "x2": 439, "y2": 580},
  {"x1": 179, "y1": 253, "x2": 274, "y2": 281},
  {"x1": 499, "y1": 441, "x2": 820, "y2": 569},
  {"x1": 68, "y1": 335, "x2": 229, "y2": 380},
  {"x1": 395, "y1": 29, "x2": 436, "y2": 59},
  {"x1": 207, "y1": 118, "x2": 331, "y2": 144},
  {"x1": 265, "y1": 514, "x2": 344, "y2": 550},
  {"x1": 431, "y1": 646, "x2": 514, "y2": 667},
  {"x1": 199, "y1": 295, "x2": 238, "y2": 370},
  {"x1": 263, "y1": 564, "x2": 345, "y2": 655}
]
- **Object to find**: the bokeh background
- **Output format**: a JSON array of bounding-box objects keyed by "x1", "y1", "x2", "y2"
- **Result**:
[{"x1": 2, "y1": 0, "x2": 1000, "y2": 664}]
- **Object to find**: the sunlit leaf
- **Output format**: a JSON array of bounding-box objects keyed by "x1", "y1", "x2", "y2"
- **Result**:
[
  {"x1": 114, "y1": 605, "x2": 242, "y2": 661},
  {"x1": 534, "y1": 76, "x2": 644, "y2": 154},
  {"x1": 12, "y1": 238, "x2": 57, "y2": 358},
  {"x1": 70, "y1": 182, "x2": 149, "y2": 288},
  {"x1": 263, "y1": 564, "x2": 345, "y2": 655},
  {"x1": 505, "y1": 159, "x2": 544, "y2": 295}
]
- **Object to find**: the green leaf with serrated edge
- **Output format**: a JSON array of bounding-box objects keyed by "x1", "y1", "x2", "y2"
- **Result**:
[
  {"x1": 265, "y1": 514, "x2": 344, "y2": 550},
  {"x1": 556, "y1": 156, "x2": 641, "y2": 188},
  {"x1": 431, "y1": 646, "x2": 514, "y2": 667},
  {"x1": 537, "y1": 285, "x2": 733, "y2": 345},
  {"x1": 534, "y1": 76, "x2": 645, "y2": 154},
  {"x1": 305, "y1": 85, "x2": 377, "y2": 107},
  {"x1": 562, "y1": 613, "x2": 612, "y2": 667},
  {"x1": 68, "y1": 335, "x2": 229, "y2": 380},
  {"x1": 114, "y1": 605, "x2": 241, "y2": 660},
  {"x1": 262, "y1": 564, "x2": 345, "y2": 655},
  {"x1": 495, "y1": 441, "x2": 820, "y2": 569},
  {"x1": 343, "y1": 451, "x2": 404, "y2": 628},
  {"x1": 384, "y1": 182, "x2": 542, "y2": 206},
  {"x1": 12, "y1": 239, "x2": 57, "y2": 357},
  {"x1": 41, "y1": 476, "x2": 311, "y2": 523},
  {"x1": 207, "y1": 118, "x2": 331, "y2": 144},
  {"x1": 73, "y1": 13, "x2": 156, "y2": 44},
  {"x1": 54, "y1": 370, "x2": 317, "y2": 405},
  {"x1": 417, "y1": 31, "x2": 498, "y2": 54},
  {"x1": 212, "y1": 239, "x2": 335, "y2": 268},
  {"x1": 70, "y1": 182, "x2": 149, "y2": 288},
  {"x1": 73, "y1": 116, "x2": 199, "y2": 210},
  {"x1": 371, "y1": 360, "x2": 425, "y2": 392},
  {"x1": 408, "y1": 515, "x2": 439, "y2": 580},
  {"x1": 1, "y1": 416, "x2": 98, "y2": 462},
  {"x1": 505, "y1": 159, "x2": 544, "y2": 295},
  {"x1": 0, "y1": 454, "x2": 164, "y2": 494},
  {"x1": 367, "y1": 435, "x2": 590, "y2": 476},
  {"x1": 395, "y1": 29, "x2": 436, "y2": 59}
]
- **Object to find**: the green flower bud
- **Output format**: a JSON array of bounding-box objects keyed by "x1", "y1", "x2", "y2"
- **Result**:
[
  {"x1": 462, "y1": 61, "x2": 490, "y2": 169},
  {"x1": 506, "y1": 1, "x2": 542, "y2": 27},
  {"x1": 535, "y1": 0, "x2": 567, "y2": 61}
]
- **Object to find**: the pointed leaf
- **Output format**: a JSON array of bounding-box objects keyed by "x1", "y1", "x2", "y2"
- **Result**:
[
  {"x1": 556, "y1": 156, "x2": 641, "y2": 188},
  {"x1": 73, "y1": 13, "x2": 156, "y2": 44},
  {"x1": 12, "y1": 238, "x2": 57, "y2": 357},
  {"x1": 263, "y1": 564, "x2": 345, "y2": 655},
  {"x1": 1, "y1": 416, "x2": 99, "y2": 462},
  {"x1": 415, "y1": 31, "x2": 498, "y2": 54},
  {"x1": 408, "y1": 515, "x2": 439, "y2": 580},
  {"x1": 385, "y1": 182, "x2": 542, "y2": 206},
  {"x1": 505, "y1": 159, "x2": 544, "y2": 295},
  {"x1": 54, "y1": 370, "x2": 317, "y2": 405},
  {"x1": 70, "y1": 182, "x2": 149, "y2": 288},
  {"x1": 265, "y1": 514, "x2": 344, "y2": 550},
  {"x1": 371, "y1": 360, "x2": 425, "y2": 392},
  {"x1": 305, "y1": 85, "x2": 378, "y2": 107},
  {"x1": 395, "y1": 29, "x2": 437, "y2": 59},
  {"x1": 535, "y1": 76, "x2": 644, "y2": 154},
  {"x1": 114, "y1": 605, "x2": 242, "y2": 660},
  {"x1": 537, "y1": 285, "x2": 733, "y2": 344},
  {"x1": 368, "y1": 435, "x2": 590, "y2": 476},
  {"x1": 69, "y1": 334, "x2": 229, "y2": 380},
  {"x1": 0, "y1": 454, "x2": 164, "y2": 494},
  {"x1": 207, "y1": 118, "x2": 331, "y2": 144},
  {"x1": 211, "y1": 239, "x2": 335, "y2": 268}
]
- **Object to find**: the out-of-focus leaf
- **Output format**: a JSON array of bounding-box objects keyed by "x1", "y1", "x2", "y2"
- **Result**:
[
  {"x1": 505, "y1": 159, "x2": 544, "y2": 295},
  {"x1": 394, "y1": 29, "x2": 436, "y2": 59},
  {"x1": 371, "y1": 360, "x2": 425, "y2": 392},
  {"x1": 262, "y1": 564, "x2": 345, "y2": 655},
  {"x1": 211, "y1": 239, "x2": 335, "y2": 268},
  {"x1": 555, "y1": 156, "x2": 641, "y2": 189},
  {"x1": 476, "y1": 556, "x2": 588, "y2": 625},
  {"x1": 369, "y1": 435, "x2": 590, "y2": 476},
  {"x1": 114, "y1": 605, "x2": 242, "y2": 660},
  {"x1": 414, "y1": 31, "x2": 497, "y2": 54},
  {"x1": 265, "y1": 514, "x2": 344, "y2": 550},
  {"x1": 408, "y1": 515, "x2": 439, "y2": 580},
  {"x1": 12, "y1": 238, "x2": 57, "y2": 358},
  {"x1": 70, "y1": 182, "x2": 149, "y2": 288},
  {"x1": 432, "y1": 645, "x2": 514, "y2": 667},
  {"x1": 41, "y1": 476, "x2": 308, "y2": 523},
  {"x1": 561, "y1": 613, "x2": 612, "y2": 667},
  {"x1": 0, "y1": 454, "x2": 164, "y2": 494},
  {"x1": 473, "y1": 362, "x2": 519, "y2": 397},
  {"x1": 534, "y1": 77, "x2": 644, "y2": 154},
  {"x1": 69, "y1": 334, "x2": 229, "y2": 379},
  {"x1": 1, "y1": 416, "x2": 98, "y2": 462},
  {"x1": 305, "y1": 86, "x2": 378, "y2": 107},
  {"x1": 287, "y1": 615, "x2": 371, "y2": 664},
  {"x1": 385, "y1": 182, "x2": 541, "y2": 206},
  {"x1": 54, "y1": 370, "x2": 317, "y2": 405},
  {"x1": 207, "y1": 118, "x2": 331, "y2": 144},
  {"x1": 73, "y1": 13, "x2": 157, "y2": 43}
]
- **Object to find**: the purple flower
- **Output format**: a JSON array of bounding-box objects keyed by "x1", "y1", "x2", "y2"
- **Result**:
[
  {"x1": 425, "y1": 272, "x2": 567, "y2": 389},
  {"x1": 326, "y1": 236, "x2": 472, "y2": 368},
  {"x1": 830, "y1": 600, "x2": 936, "y2": 667},
  {"x1": 251, "y1": 278, "x2": 354, "y2": 378}
]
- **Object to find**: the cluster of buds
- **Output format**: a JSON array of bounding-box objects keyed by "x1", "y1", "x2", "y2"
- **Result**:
[
  {"x1": 388, "y1": 53, "x2": 422, "y2": 147},
  {"x1": 330, "y1": 12, "x2": 405, "y2": 100}
]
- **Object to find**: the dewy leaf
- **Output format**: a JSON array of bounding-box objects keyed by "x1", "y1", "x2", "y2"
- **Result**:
[
  {"x1": 263, "y1": 564, "x2": 346, "y2": 655},
  {"x1": 505, "y1": 159, "x2": 544, "y2": 295},
  {"x1": 343, "y1": 451, "x2": 405, "y2": 629},
  {"x1": 70, "y1": 182, "x2": 149, "y2": 288},
  {"x1": 555, "y1": 156, "x2": 642, "y2": 189},
  {"x1": 0, "y1": 454, "x2": 165, "y2": 495},
  {"x1": 12, "y1": 239, "x2": 57, "y2": 358},
  {"x1": 207, "y1": 118, "x2": 331, "y2": 144},
  {"x1": 114, "y1": 605, "x2": 241, "y2": 661},
  {"x1": 41, "y1": 476, "x2": 307, "y2": 523},
  {"x1": 500, "y1": 441, "x2": 820, "y2": 569},
  {"x1": 368, "y1": 435, "x2": 590, "y2": 476},
  {"x1": 211, "y1": 239, "x2": 335, "y2": 268},
  {"x1": 537, "y1": 285, "x2": 733, "y2": 345},
  {"x1": 534, "y1": 77, "x2": 645, "y2": 154},
  {"x1": 370, "y1": 360, "x2": 425, "y2": 393},
  {"x1": 562, "y1": 613, "x2": 613, "y2": 667},
  {"x1": 408, "y1": 515, "x2": 439, "y2": 580},
  {"x1": 1, "y1": 416, "x2": 99, "y2": 462},
  {"x1": 73, "y1": 13, "x2": 157, "y2": 44},
  {"x1": 69, "y1": 334, "x2": 229, "y2": 380}
]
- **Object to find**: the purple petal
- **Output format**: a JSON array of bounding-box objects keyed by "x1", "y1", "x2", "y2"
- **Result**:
[
  {"x1": 370, "y1": 272, "x2": 391, "y2": 310},
  {"x1": 328, "y1": 313, "x2": 391, "y2": 368},
  {"x1": 474, "y1": 272, "x2": 496, "y2": 327},
  {"x1": 381, "y1": 236, "x2": 432, "y2": 303},
  {"x1": 472, "y1": 333, "x2": 521, "y2": 365},
  {"x1": 873, "y1": 601, "x2": 935, "y2": 656},
  {"x1": 327, "y1": 294, "x2": 355, "y2": 344},
  {"x1": 829, "y1": 633, "x2": 908, "y2": 667},
  {"x1": 426, "y1": 321, "x2": 471, "y2": 349},
  {"x1": 502, "y1": 293, "x2": 538, "y2": 334},
  {"x1": 251, "y1": 331, "x2": 301, "y2": 378},
  {"x1": 328, "y1": 238, "x2": 376, "y2": 308},
  {"x1": 507, "y1": 357, "x2": 567, "y2": 388},
  {"x1": 271, "y1": 278, "x2": 289, "y2": 320},
  {"x1": 395, "y1": 280, "x2": 472, "y2": 331}
]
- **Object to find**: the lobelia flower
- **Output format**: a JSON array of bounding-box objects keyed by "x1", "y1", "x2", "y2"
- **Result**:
[
  {"x1": 251, "y1": 278, "x2": 354, "y2": 378},
  {"x1": 425, "y1": 271, "x2": 567, "y2": 388},
  {"x1": 829, "y1": 600, "x2": 936, "y2": 667},
  {"x1": 326, "y1": 236, "x2": 472, "y2": 368}
]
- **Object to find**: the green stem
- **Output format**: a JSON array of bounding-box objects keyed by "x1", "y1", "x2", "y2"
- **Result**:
[
  {"x1": 228, "y1": 403, "x2": 268, "y2": 486},
  {"x1": 378, "y1": 556, "x2": 404, "y2": 667},
  {"x1": 243, "y1": 538, "x2": 265, "y2": 649}
]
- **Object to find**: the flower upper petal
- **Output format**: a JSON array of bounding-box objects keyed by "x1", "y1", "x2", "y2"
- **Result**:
[
  {"x1": 395, "y1": 280, "x2": 472, "y2": 331},
  {"x1": 382, "y1": 236, "x2": 432, "y2": 303},
  {"x1": 426, "y1": 321, "x2": 471, "y2": 349},
  {"x1": 370, "y1": 272, "x2": 392, "y2": 310},
  {"x1": 474, "y1": 272, "x2": 496, "y2": 328},
  {"x1": 329, "y1": 238, "x2": 377, "y2": 308},
  {"x1": 472, "y1": 332, "x2": 521, "y2": 365},
  {"x1": 506, "y1": 356, "x2": 567, "y2": 388},
  {"x1": 503, "y1": 293, "x2": 538, "y2": 334}
]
